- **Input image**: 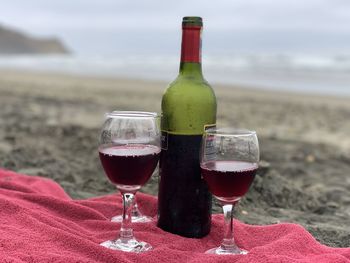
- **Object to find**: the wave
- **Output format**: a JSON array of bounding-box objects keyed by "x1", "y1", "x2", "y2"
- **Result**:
[{"x1": 0, "y1": 54, "x2": 349, "y2": 96}]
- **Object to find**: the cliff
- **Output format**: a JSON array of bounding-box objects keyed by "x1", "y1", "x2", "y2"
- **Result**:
[{"x1": 0, "y1": 25, "x2": 70, "y2": 54}]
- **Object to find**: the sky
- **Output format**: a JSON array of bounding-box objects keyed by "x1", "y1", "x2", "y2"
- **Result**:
[{"x1": 0, "y1": 0, "x2": 350, "y2": 55}]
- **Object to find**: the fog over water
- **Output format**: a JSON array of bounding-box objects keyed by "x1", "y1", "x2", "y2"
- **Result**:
[
  {"x1": 0, "y1": 0, "x2": 350, "y2": 95},
  {"x1": 1, "y1": 0, "x2": 350, "y2": 55}
]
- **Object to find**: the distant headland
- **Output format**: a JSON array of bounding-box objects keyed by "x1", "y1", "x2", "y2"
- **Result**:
[{"x1": 0, "y1": 24, "x2": 70, "y2": 54}]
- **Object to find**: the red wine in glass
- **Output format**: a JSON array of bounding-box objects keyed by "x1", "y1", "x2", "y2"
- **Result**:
[
  {"x1": 201, "y1": 161, "x2": 257, "y2": 200},
  {"x1": 99, "y1": 144, "x2": 160, "y2": 191}
]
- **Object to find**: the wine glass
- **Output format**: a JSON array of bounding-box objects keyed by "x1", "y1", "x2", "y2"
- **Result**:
[
  {"x1": 98, "y1": 111, "x2": 160, "y2": 253},
  {"x1": 200, "y1": 128, "x2": 259, "y2": 255}
]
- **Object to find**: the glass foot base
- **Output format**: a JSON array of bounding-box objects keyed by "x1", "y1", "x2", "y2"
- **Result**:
[
  {"x1": 206, "y1": 245, "x2": 248, "y2": 255},
  {"x1": 100, "y1": 238, "x2": 152, "y2": 253},
  {"x1": 111, "y1": 214, "x2": 153, "y2": 223}
]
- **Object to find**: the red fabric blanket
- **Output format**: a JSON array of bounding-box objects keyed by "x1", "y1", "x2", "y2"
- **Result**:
[{"x1": 0, "y1": 169, "x2": 349, "y2": 263}]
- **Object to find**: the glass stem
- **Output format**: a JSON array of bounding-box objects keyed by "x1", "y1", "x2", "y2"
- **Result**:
[
  {"x1": 119, "y1": 193, "x2": 135, "y2": 241},
  {"x1": 131, "y1": 200, "x2": 140, "y2": 217},
  {"x1": 220, "y1": 202, "x2": 237, "y2": 250}
]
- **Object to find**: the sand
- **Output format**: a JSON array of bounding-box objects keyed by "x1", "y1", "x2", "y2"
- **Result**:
[{"x1": 0, "y1": 69, "x2": 349, "y2": 247}]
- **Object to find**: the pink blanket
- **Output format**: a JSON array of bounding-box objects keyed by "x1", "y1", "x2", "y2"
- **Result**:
[{"x1": 0, "y1": 169, "x2": 349, "y2": 263}]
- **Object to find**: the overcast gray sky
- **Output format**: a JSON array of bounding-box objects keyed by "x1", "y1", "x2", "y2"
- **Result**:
[{"x1": 1, "y1": 0, "x2": 350, "y2": 55}]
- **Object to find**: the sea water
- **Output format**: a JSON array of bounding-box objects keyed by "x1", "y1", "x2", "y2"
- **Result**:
[{"x1": 0, "y1": 53, "x2": 349, "y2": 96}]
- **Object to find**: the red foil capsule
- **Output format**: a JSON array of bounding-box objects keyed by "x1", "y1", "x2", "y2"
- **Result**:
[{"x1": 180, "y1": 25, "x2": 202, "y2": 63}]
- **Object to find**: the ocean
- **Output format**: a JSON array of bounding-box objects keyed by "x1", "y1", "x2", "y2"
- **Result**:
[{"x1": 0, "y1": 54, "x2": 349, "y2": 96}]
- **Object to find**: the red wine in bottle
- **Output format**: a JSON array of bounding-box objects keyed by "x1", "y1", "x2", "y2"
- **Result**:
[{"x1": 157, "y1": 17, "x2": 217, "y2": 238}]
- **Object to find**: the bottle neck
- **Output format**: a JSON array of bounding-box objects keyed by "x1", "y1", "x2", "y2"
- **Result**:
[
  {"x1": 179, "y1": 25, "x2": 203, "y2": 77},
  {"x1": 179, "y1": 62, "x2": 202, "y2": 77}
]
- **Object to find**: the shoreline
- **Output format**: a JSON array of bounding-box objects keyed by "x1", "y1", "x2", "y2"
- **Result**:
[{"x1": 1, "y1": 68, "x2": 350, "y2": 101}]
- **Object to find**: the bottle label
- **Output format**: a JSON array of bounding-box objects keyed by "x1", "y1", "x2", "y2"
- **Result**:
[
  {"x1": 204, "y1": 124, "x2": 216, "y2": 132},
  {"x1": 203, "y1": 134, "x2": 216, "y2": 162},
  {"x1": 161, "y1": 132, "x2": 168, "y2": 150},
  {"x1": 203, "y1": 124, "x2": 217, "y2": 162}
]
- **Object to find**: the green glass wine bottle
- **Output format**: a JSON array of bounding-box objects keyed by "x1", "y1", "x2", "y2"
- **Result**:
[{"x1": 157, "y1": 16, "x2": 217, "y2": 238}]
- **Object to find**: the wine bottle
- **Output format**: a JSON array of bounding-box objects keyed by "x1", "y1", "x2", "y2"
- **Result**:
[{"x1": 157, "y1": 16, "x2": 217, "y2": 238}]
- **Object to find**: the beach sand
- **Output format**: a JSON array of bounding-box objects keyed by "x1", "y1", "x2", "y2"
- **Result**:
[{"x1": 0, "y1": 69, "x2": 349, "y2": 247}]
